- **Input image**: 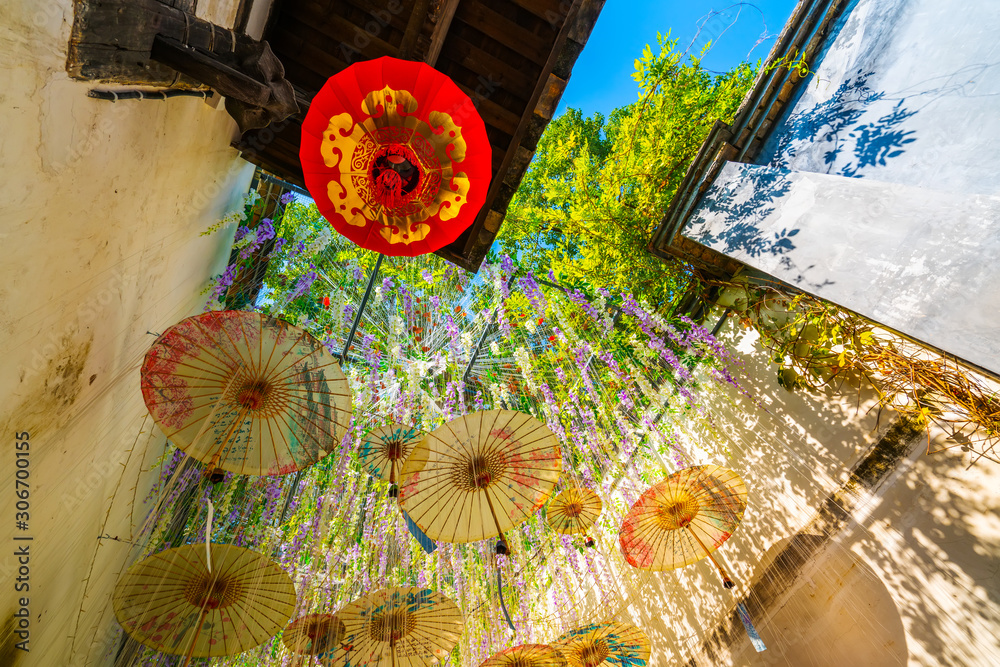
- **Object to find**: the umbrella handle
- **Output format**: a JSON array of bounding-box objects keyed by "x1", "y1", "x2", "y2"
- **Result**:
[
  {"x1": 205, "y1": 403, "x2": 252, "y2": 472},
  {"x1": 182, "y1": 606, "x2": 208, "y2": 667},
  {"x1": 685, "y1": 526, "x2": 735, "y2": 589},
  {"x1": 483, "y1": 490, "x2": 510, "y2": 553},
  {"x1": 191, "y1": 362, "x2": 248, "y2": 475}
]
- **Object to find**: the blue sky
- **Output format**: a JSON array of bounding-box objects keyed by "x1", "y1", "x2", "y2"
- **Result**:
[{"x1": 556, "y1": 0, "x2": 800, "y2": 118}]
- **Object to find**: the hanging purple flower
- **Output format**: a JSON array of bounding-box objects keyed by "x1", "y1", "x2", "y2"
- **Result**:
[
  {"x1": 218, "y1": 264, "x2": 238, "y2": 288},
  {"x1": 256, "y1": 218, "x2": 275, "y2": 243},
  {"x1": 268, "y1": 237, "x2": 287, "y2": 258},
  {"x1": 279, "y1": 191, "x2": 295, "y2": 205},
  {"x1": 289, "y1": 270, "x2": 318, "y2": 300}
]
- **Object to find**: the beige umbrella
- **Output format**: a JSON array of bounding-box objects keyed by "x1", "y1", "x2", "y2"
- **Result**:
[
  {"x1": 398, "y1": 409, "x2": 562, "y2": 552},
  {"x1": 113, "y1": 543, "x2": 297, "y2": 665},
  {"x1": 359, "y1": 422, "x2": 425, "y2": 496},
  {"x1": 618, "y1": 465, "x2": 748, "y2": 588},
  {"x1": 479, "y1": 643, "x2": 568, "y2": 667},
  {"x1": 323, "y1": 587, "x2": 463, "y2": 667},
  {"x1": 284, "y1": 613, "x2": 347, "y2": 658},
  {"x1": 553, "y1": 621, "x2": 651, "y2": 667},
  {"x1": 141, "y1": 310, "x2": 354, "y2": 476},
  {"x1": 546, "y1": 487, "x2": 602, "y2": 547}
]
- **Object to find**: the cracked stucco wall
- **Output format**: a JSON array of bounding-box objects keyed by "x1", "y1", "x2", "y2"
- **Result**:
[{"x1": 0, "y1": 0, "x2": 250, "y2": 664}]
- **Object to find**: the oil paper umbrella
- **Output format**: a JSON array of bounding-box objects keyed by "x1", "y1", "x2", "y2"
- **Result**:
[
  {"x1": 283, "y1": 613, "x2": 347, "y2": 660},
  {"x1": 113, "y1": 543, "x2": 297, "y2": 666},
  {"x1": 619, "y1": 466, "x2": 765, "y2": 652},
  {"x1": 618, "y1": 465, "x2": 747, "y2": 588},
  {"x1": 547, "y1": 487, "x2": 602, "y2": 547},
  {"x1": 553, "y1": 622, "x2": 651, "y2": 667},
  {"x1": 141, "y1": 310, "x2": 354, "y2": 476},
  {"x1": 479, "y1": 644, "x2": 568, "y2": 667},
  {"x1": 398, "y1": 409, "x2": 562, "y2": 553},
  {"x1": 359, "y1": 422, "x2": 424, "y2": 496},
  {"x1": 300, "y1": 56, "x2": 492, "y2": 256},
  {"x1": 321, "y1": 587, "x2": 463, "y2": 667}
]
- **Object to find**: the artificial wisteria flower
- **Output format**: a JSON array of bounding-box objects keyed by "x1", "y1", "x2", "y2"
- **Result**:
[{"x1": 289, "y1": 269, "x2": 318, "y2": 300}]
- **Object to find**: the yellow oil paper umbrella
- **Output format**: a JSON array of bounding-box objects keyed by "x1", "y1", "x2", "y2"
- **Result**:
[
  {"x1": 359, "y1": 422, "x2": 424, "y2": 496},
  {"x1": 618, "y1": 465, "x2": 748, "y2": 588},
  {"x1": 323, "y1": 587, "x2": 462, "y2": 667},
  {"x1": 547, "y1": 487, "x2": 602, "y2": 547},
  {"x1": 113, "y1": 543, "x2": 297, "y2": 665},
  {"x1": 141, "y1": 310, "x2": 354, "y2": 476},
  {"x1": 479, "y1": 643, "x2": 568, "y2": 667},
  {"x1": 398, "y1": 409, "x2": 562, "y2": 552},
  {"x1": 553, "y1": 621, "x2": 650, "y2": 667},
  {"x1": 284, "y1": 613, "x2": 347, "y2": 658}
]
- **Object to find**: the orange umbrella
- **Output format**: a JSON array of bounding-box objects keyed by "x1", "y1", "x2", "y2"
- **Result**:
[
  {"x1": 479, "y1": 644, "x2": 567, "y2": 667},
  {"x1": 398, "y1": 409, "x2": 562, "y2": 553},
  {"x1": 113, "y1": 544, "x2": 296, "y2": 665},
  {"x1": 618, "y1": 465, "x2": 747, "y2": 588},
  {"x1": 323, "y1": 587, "x2": 463, "y2": 667},
  {"x1": 553, "y1": 621, "x2": 650, "y2": 667},
  {"x1": 546, "y1": 487, "x2": 602, "y2": 547},
  {"x1": 141, "y1": 310, "x2": 354, "y2": 476}
]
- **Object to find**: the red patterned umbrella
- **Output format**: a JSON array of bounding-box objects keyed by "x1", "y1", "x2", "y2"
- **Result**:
[
  {"x1": 301, "y1": 56, "x2": 492, "y2": 256},
  {"x1": 140, "y1": 310, "x2": 353, "y2": 476},
  {"x1": 618, "y1": 465, "x2": 747, "y2": 588}
]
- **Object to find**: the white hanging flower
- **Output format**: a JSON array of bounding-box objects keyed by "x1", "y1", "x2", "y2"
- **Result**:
[
  {"x1": 234, "y1": 229, "x2": 256, "y2": 249},
  {"x1": 460, "y1": 332, "x2": 474, "y2": 350},
  {"x1": 293, "y1": 223, "x2": 312, "y2": 242},
  {"x1": 513, "y1": 346, "x2": 538, "y2": 392},
  {"x1": 489, "y1": 341, "x2": 500, "y2": 355},
  {"x1": 525, "y1": 320, "x2": 536, "y2": 335}
]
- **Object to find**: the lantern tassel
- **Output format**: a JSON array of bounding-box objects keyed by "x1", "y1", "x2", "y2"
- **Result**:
[{"x1": 374, "y1": 169, "x2": 405, "y2": 209}]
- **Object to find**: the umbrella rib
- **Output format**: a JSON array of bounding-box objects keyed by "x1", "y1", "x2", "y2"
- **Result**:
[
  {"x1": 190, "y1": 314, "x2": 252, "y2": 376},
  {"x1": 160, "y1": 328, "x2": 241, "y2": 377}
]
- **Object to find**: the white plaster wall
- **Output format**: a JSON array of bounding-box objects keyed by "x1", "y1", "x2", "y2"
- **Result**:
[
  {"x1": 758, "y1": 0, "x2": 1000, "y2": 194},
  {"x1": 552, "y1": 316, "x2": 891, "y2": 665},
  {"x1": 196, "y1": 0, "x2": 240, "y2": 28},
  {"x1": 0, "y1": 0, "x2": 250, "y2": 664},
  {"x1": 601, "y1": 316, "x2": 1000, "y2": 666},
  {"x1": 686, "y1": 0, "x2": 1000, "y2": 375}
]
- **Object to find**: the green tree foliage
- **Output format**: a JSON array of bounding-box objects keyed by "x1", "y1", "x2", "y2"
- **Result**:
[{"x1": 494, "y1": 35, "x2": 757, "y2": 312}]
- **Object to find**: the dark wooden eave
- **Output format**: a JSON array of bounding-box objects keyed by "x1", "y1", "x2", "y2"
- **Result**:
[{"x1": 234, "y1": 0, "x2": 607, "y2": 272}]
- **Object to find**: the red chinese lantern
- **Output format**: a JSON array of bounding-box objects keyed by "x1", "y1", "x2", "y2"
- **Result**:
[{"x1": 300, "y1": 57, "x2": 492, "y2": 257}]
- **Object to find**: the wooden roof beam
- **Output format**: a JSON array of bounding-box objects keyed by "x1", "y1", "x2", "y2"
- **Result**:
[
  {"x1": 455, "y1": 1, "x2": 552, "y2": 65},
  {"x1": 459, "y1": 0, "x2": 584, "y2": 258},
  {"x1": 398, "y1": 0, "x2": 432, "y2": 58},
  {"x1": 425, "y1": 0, "x2": 461, "y2": 66}
]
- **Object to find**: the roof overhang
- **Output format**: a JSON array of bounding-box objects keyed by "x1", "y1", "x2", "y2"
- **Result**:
[
  {"x1": 233, "y1": 0, "x2": 607, "y2": 271},
  {"x1": 646, "y1": 0, "x2": 848, "y2": 279}
]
